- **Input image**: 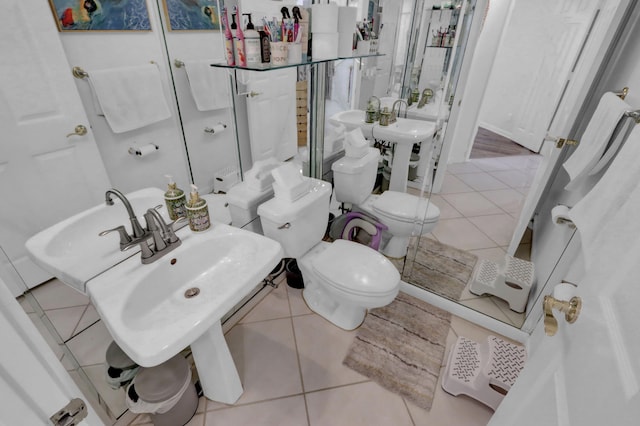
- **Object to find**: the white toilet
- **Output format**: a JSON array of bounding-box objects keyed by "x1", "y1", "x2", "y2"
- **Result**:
[
  {"x1": 332, "y1": 145, "x2": 440, "y2": 258},
  {"x1": 258, "y1": 165, "x2": 400, "y2": 330}
]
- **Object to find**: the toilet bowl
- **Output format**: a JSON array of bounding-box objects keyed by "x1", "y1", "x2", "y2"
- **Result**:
[
  {"x1": 332, "y1": 145, "x2": 440, "y2": 258},
  {"x1": 258, "y1": 168, "x2": 400, "y2": 330}
]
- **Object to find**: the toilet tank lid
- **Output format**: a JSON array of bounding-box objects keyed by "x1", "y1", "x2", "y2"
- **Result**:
[
  {"x1": 331, "y1": 148, "x2": 380, "y2": 174},
  {"x1": 226, "y1": 183, "x2": 274, "y2": 209},
  {"x1": 372, "y1": 191, "x2": 440, "y2": 223},
  {"x1": 257, "y1": 179, "x2": 330, "y2": 223}
]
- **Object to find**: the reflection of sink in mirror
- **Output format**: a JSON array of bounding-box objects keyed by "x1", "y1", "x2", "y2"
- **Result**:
[
  {"x1": 26, "y1": 188, "x2": 168, "y2": 294},
  {"x1": 328, "y1": 109, "x2": 375, "y2": 134},
  {"x1": 372, "y1": 118, "x2": 437, "y2": 145},
  {"x1": 87, "y1": 224, "x2": 283, "y2": 404}
]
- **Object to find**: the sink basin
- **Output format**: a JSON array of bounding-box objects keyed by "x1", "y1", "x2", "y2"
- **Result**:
[
  {"x1": 372, "y1": 118, "x2": 436, "y2": 144},
  {"x1": 86, "y1": 223, "x2": 283, "y2": 403},
  {"x1": 329, "y1": 109, "x2": 374, "y2": 136},
  {"x1": 26, "y1": 188, "x2": 168, "y2": 293}
]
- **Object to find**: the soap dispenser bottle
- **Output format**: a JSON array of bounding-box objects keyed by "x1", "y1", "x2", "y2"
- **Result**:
[
  {"x1": 243, "y1": 13, "x2": 261, "y2": 67},
  {"x1": 186, "y1": 184, "x2": 210, "y2": 232},
  {"x1": 164, "y1": 175, "x2": 186, "y2": 220}
]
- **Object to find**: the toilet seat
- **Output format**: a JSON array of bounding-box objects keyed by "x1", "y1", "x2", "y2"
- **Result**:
[
  {"x1": 371, "y1": 191, "x2": 440, "y2": 224},
  {"x1": 311, "y1": 240, "x2": 400, "y2": 297}
]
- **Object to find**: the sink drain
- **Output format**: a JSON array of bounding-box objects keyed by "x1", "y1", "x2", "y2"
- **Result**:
[{"x1": 184, "y1": 288, "x2": 200, "y2": 298}]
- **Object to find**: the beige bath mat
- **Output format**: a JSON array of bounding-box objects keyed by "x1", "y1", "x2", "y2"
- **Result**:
[
  {"x1": 343, "y1": 292, "x2": 451, "y2": 410},
  {"x1": 404, "y1": 238, "x2": 478, "y2": 301}
]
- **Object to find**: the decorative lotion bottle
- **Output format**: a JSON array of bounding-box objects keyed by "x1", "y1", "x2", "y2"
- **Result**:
[
  {"x1": 164, "y1": 175, "x2": 186, "y2": 220},
  {"x1": 186, "y1": 184, "x2": 210, "y2": 232}
]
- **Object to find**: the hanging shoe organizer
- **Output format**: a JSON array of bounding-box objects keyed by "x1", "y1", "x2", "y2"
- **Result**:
[
  {"x1": 469, "y1": 255, "x2": 535, "y2": 313},
  {"x1": 442, "y1": 335, "x2": 527, "y2": 410}
]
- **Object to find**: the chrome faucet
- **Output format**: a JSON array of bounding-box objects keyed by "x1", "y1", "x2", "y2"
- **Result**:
[
  {"x1": 417, "y1": 88, "x2": 434, "y2": 109},
  {"x1": 100, "y1": 190, "x2": 185, "y2": 263},
  {"x1": 368, "y1": 96, "x2": 381, "y2": 120},
  {"x1": 104, "y1": 189, "x2": 146, "y2": 238},
  {"x1": 135, "y1": 207, "x2": 184, "y2": 264},
  {"x1": 390, "y1": 99, "x2": 408, "y2": 124}
]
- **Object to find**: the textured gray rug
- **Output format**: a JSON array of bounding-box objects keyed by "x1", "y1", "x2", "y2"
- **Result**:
[
  {"x1": 405, "y1": 238, "x2": 478, "y2": 301},
  {"x1": 343, "y1": 292, "x2": 451, "y2": 410}
]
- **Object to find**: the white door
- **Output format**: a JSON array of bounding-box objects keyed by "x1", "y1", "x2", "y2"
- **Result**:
[
  {"x1": 507, "y1": 0, "x2": 630, "y2": 256},
  {"x1": 245, "y1": 68, "x2": 298, "y2": 163},
  {"x1": 0, "y1": 0, "x2": 111, "y2": 295},
  {"x1": 479, "y1": 0, "x2": 601, "y2": 152},
  {"x1": 0, "y1": 278, "x2": 103, "y2": 425},
  {"x1": 490, "y1": 243, "x2": 640, "y2": 424}
]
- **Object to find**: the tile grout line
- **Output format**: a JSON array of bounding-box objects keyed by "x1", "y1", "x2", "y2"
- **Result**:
[{"x1": 285, "y1": 284, "x2": 312, "y2": 426}]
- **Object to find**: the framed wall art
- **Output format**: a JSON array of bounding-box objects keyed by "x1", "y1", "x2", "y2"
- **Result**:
[
  {"x1": 49, "y1": 0, "x2": 151, "y2": 31},
  {"x1": 162, "y1": 0, "x2": 221, "y2": 31}
]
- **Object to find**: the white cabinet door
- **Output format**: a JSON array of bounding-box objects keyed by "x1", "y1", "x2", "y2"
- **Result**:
[
  {"x1": 490, "y1": 241, "x2": 640, "y2": 425},
  {"x1": 0, "y1": 0, "x2": 110, "y2": 294},
  {"x1": 0, "y1": 278, "x2": 103, "y2": 425}
]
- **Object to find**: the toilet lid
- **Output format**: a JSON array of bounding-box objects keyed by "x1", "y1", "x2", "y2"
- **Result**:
[
  {"x1": 372, "y1": 191, "x2": 440, "y2": 224},
  {"x1": 312, "y1": 240, "x2": 400, "y2": 296}
]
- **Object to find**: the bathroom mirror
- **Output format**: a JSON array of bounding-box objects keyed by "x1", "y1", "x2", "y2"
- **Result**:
[{"x1": 322, "y1": 0, "x2": 564, "y2": 332}]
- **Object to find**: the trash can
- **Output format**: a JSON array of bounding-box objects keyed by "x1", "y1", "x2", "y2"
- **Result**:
[
  {"x1": 285, "y1": 258, "x2": 305, "y2": 289},
  {"x1": 105, "y1": 341, "x2": 139, "y2": 390},
  {"x1": 125, "y1": 355, "x2": 198, "y2": 426}
]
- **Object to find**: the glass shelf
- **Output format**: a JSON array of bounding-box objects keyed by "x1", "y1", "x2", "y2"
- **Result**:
[{"x1": 210, "y1": 53, "x2": 384, "y2": 72}]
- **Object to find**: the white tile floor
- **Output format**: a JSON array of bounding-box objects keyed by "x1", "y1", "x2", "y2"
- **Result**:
[
  {"x1": 406, "y1": 154, "x2": 542, "y2": 328},
  {"x1": 22, "y1": 273, "x2": 513, "y2": 426},
  {"x1": 122, "y1": 277, "x2": 503, "y2": 426}
]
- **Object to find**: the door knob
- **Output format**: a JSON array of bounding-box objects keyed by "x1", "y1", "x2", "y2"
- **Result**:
[
  {"x1": 543, "y1": 295, "x2": 582, "y2": 336},
  {"x1": 66, "y1": 125, "x2": 88, "y2": 137}
]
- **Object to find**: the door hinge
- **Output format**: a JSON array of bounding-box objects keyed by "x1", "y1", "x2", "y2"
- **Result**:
[{"x1": 50, "y1": 398, "x2": 88, "y2": 426}]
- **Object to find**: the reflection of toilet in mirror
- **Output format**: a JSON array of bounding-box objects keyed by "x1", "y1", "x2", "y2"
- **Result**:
[
  {"x1": 226, "y1": 158, "x2": 281, "y2": 234},
  {"x1": 332, "y1": 129, "x2": 440, "y2": 258},
  {"x1": 257, "y1": 164, "x2": 400, "y2": 330}
]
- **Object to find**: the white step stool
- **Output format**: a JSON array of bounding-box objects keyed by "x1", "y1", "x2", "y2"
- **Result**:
[
  {"x1": 469, "y1": 255, "x2": 534, "y2": 313},
  {"x1": 442, "y1": 335, "x2": 526, "y2": 410}
]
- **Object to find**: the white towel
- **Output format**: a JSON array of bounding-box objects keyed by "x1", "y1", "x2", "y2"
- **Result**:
[
  {"x1": 562, "y1": 92, "x2": 630, "y2": 190},
  {"x1": 88, "y1": 64, "x2": 172, "y2": 133},
  {"x1": 568, "y1": 124, "x2": 640, "y2": 264},
  {"x1": 182, "y1": 60, "x2": 231, "y2": 111}
]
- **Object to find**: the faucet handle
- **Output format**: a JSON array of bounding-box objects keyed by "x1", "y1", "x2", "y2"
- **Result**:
[
  {"x1": 167, "y1": 216, "x2": 188, "y2": 243},
  {"x1": 98, "y1": 225, "x2": 132, "y2": 249}
]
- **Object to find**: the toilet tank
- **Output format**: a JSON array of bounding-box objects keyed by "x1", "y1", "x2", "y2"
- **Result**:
[
  {"x1": 332, "y1": 147, "x2": 380, "y2": 205},
  {"x1": 257, "y1": 179, "x2": 331, "y2": 258}
]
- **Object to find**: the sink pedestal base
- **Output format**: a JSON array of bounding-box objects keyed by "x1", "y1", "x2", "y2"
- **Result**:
[
  {"x1": 191, "y1": 321, "x2": 243, "y2": 404},
  {"x1": 389, "y1": 142, "x2": 413, "y2": 193}
]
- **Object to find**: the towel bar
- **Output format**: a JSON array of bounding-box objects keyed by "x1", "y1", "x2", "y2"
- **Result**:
[
  {"x1": 72, "y1": 66, "x2": 89, "y2": 79},
  {"x1": 624, "y1": 109, "x2": 640, "y2": 123},
  {"x1": 72, "y1": 62, "x2": 158, "y2": 79},
  {"x1": 614, "y1": 87, "x2": 629, "y2": 100}
]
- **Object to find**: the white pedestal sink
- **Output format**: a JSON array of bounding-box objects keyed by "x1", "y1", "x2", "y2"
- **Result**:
[
  {"x1": 329, "y1": 110, "x2": 436, "y2": 192},
  {"x1": 86, "y1": 224, "x2": 283, "y2": 404}
]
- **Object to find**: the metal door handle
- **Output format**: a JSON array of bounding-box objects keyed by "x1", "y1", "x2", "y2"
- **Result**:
[
  {"x1": 543, "y1": 295, "x2": 582, "y2": 336},
  {"x1": 66, "y1": 125, "x2": 88, "y2": 137}
]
